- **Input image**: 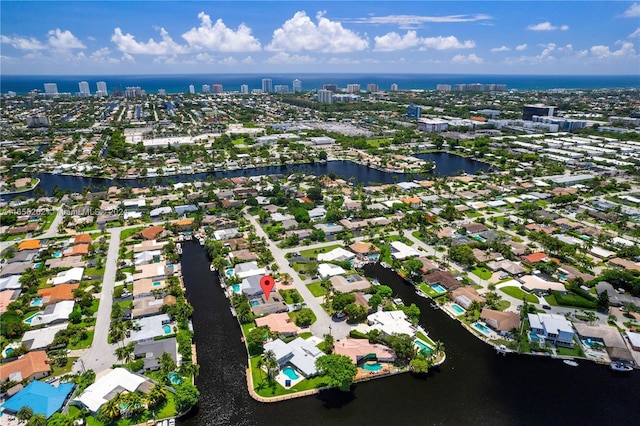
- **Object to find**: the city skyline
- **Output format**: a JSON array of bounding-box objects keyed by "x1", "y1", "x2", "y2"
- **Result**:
[{"x1": 1, "y1": 1, "x2": 639, "y2": 75}]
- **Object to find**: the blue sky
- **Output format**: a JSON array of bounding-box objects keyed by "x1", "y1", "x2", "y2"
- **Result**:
[{"x1": 1, "y1": 1, "x2": 639, "y2": 75}]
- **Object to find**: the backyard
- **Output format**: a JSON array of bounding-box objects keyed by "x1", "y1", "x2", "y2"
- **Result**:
[{"x1": 499, "y1": 286, "x2": 539, "y2": 303}]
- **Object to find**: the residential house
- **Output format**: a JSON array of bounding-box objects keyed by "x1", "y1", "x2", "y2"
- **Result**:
[
  {"x1": 423, "y1": 270, "x2": 459, "y2": 291},
  {"x1": 52, "y1": 267, "x2": 84, "y2": 285},
  {"x1": 367, "y1": 310, "x2": 416, "y2": 337},
  {"x1": 334, "y1": 338, "x2": 396, "y2": 364},
  {"x1": 450, "y1": 287, "x2": 485, "y2": 309},
  {"x1": 30, "y1": 301, "x2": 75, "y2": 326},
  {"x1": 235, "y1": 261, "x2": 266, "y2": 280},
  {"x1": 263, "y1": 338, "x2": 325, "y2": 378},
  {"x1": 255, "y1": 313, "x2": 298, "y2": 336},
  {"x1": 74, "y1": 368, "x2": 153, "y2": 414},
  {"x1": 0, "y1": 351, "x2": 50, "y2": 383},
  {"x1": 37, "y1": 284, "x2": 79, "y2": 305},
  {"x1": 528, "y1": 313, "x2": 575, "y2": 347},
  {"x1": 133, "y1": 337, "x2": 178, "y2": 371},
  {"x1": 480, "y1": 308, "x2": 521, "y2": 336}
]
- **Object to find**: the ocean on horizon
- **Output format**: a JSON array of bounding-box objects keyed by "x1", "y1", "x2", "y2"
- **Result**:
[{"x1": 2, "y1": 73, "x2": 639, "y2": 95}]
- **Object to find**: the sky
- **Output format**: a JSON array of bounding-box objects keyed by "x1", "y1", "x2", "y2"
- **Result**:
[{"x1": 1, "y1": 1, "x2": 639, "y2": 75}]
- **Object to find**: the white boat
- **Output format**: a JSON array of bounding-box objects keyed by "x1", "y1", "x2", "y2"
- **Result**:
[
  {"x1": 210, "y1": 264, "x2": 216, "y2": 272},
  {"x1": 563, "y1": 360, "x2": 579, "y2": 367},
  {"x1": 380, "y1": 262, "x2": 390, "y2": 269},
  {"x1": 496, "y1": 345, "x2": 508, "y2": 355},
  {"x1": 610, "y1": 362, "x2": 633, "y2": 372}
]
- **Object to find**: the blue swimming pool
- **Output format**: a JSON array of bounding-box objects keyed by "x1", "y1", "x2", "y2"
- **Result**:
[
  {"x1": 250, "y1": 300, "x2": 260, "y2": 306},
  {"x1": 152, "y1": 281, "x2": 162, "y2": 287},
  {"x1": 414, "y1": 339, "x2": 432, "y2": 354},
  {"x1": 529, "y1": 332, "x2": 543, "y2": 343},
  {"x1": 283, "y1": 366, "x2": 300, "y2": 380},
  {"x1": 225, "y1": 269, "x2": 235, "y2": 277},
  {"x1": 163, "y1": 325, "x2": 172, "y2": 334},
  {"x1": 232, "y1": 284, "x2": 241, "y2": 293},
  {"x1": 30, "y1": 297, "x2": 43, "y2": 307},
  {"x1": 4, "y1": 348, "x2": 14, "y2": 357},
  {"x1": 474, "y1": 323, "x2": 491, "y2": 335},
  {"x1": 362, "y1": 362, "x2": 383, "y2": 372},
  {"x1": 431, "y1": 284, "x2": 446, "y2": 293},
  {"x1": 368, "y1": 254, "x2": 380, "y2": 260},
  {"x1": 52, "y1": 251, "x2": 62, "y2": 258},
  {"x1": 24, "y1": 312, "x2": 42, "y2": 324},
  {"x1": 451, "y1": 304, "x2": 465, "y2": 314},
  {"x1": 168, "y1": 372, "x2": 182, "y2": 385}
]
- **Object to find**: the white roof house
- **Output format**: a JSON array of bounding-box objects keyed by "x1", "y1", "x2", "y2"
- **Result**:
[
  {"x1": 308, "y1": 207, "x2": 327, "y2": 220},
  {"x1": 52, "y1": 267, "x2": 84, "y2": 285},
  {"x1": 133, "y1": 250, "x2": 162, "y2": 265},
  {"x1": 30, "y1": 301, "x2": 75, "y2": 326},
  {"x1": 317, "y1": 263, "x2": 346, "y2": 279},
  {"x1": 149, "y1": 207, "x2": 172, "y2": 217},
  {"x1": 367, "y1": 310, "x2": 416, "y2": 337},
  {"x1": 0, "y1": 275, "x2": 22, "y2": 291},
  {"x1": 528, "y1": 313, "x2": 575, "y2": 345},
  {"x1": 213, "y1": 228, "x2": 239, "y2": 240},
  {"x1": 234, "y1": 261, "x2": 266, "y2": 280},
  {"x1": 390, "y1": 241, "x2": 420, "y2": 259},
  {"x1": 317, "y1": 248, "x2": 355, "y2": 262},
  {"x1": 74, "y1": 368, "x2": 148, "y2": 413},
  {"x1": 128, "y1": 313, "x2": 173, "y2": 342},
  {"x1": 21, "y1": 323, "x2": 68, "y2": 350},
  {"x1": 263, "y1": 337, "x2": 325, "y2": 377},
  {"x1": 519, "y1": 275, "x2": 566, "y2": 293}
]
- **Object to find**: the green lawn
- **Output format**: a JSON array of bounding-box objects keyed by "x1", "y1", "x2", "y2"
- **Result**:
[
  {"x1": 556, "y1": 344, "x2": 584, "y2": 358},
  {"x1": 419, "y1": 283, "x2": 445, "y2": 298},
  {"x1": 288, "y1": 309, "x2": 317, "y2": 326},
  {"x1": 280, "y1": 289, "x2": 303, "y2": 304},
  {"x1": 472, "y1": 267, "x2": 492, "y2": 280},
  {"x1": 298, "y1": 332, "x2": 313, "y2": 339},
  {"x1": 51, "y1": 356, "x2": 78, "y2": 376},
  {"x1": 250, "y1": 356, "x2": 328, "y2": 397},
  {"x1": 69, "y1": 330, "x2": 94, "y2": 350},
  {"x1": 544, "y1": 294, "x2": 559, "y2": 306},
  {"x1": 241, "y1": 322, "x2": 256, "y2": 338},
  {"x1": 416, "y1": 331, "x2": 435, "y2": 346},
  {"x1": 499, "y1": 286, "x2": 539, "y2": 303},
  {"x1": 494, "y1": 300, "x2": 511, "y2": 311},
  {"x1": 120, "y1": 227, "x2": 145, "y2": 241},
  {"x1": 300, "y1": 244, "x2": 342, "y2": 259},
  {"x1": 306, "y1": 282, "x2": 328, "y2": 297},
  {"x1": 41, "y1": 211, "x2": 58, "y2": 232}
]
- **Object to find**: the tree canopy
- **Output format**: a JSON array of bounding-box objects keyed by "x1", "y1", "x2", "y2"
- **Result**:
[{"x1": 315, "y1": 354, "x2": 358, "y2": 391}]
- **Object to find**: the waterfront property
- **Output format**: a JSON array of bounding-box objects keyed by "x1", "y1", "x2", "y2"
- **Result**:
[
  {"x1": 263, "y1": 337, "x2": 325, "y2": 378},
  {"x1": 73, "y1": 368, "x2": 153, "y2": 414},
  {"x1": 528, "y1": 313, "x2": 575, "y2": 347},
  {"x1": 1, "y1": 380, "x2": 74, "y2": 419}
]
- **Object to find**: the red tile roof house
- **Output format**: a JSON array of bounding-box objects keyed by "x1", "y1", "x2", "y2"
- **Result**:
[
  {"x1": 423, "y1": 270, "x2": 460, "y2": 291},
  {"x1": 522, "y1": 252, "x2": 548, "y2": 264},
  {"x1": 0, "y1": 351, "x2": 50, "y2": 383}
]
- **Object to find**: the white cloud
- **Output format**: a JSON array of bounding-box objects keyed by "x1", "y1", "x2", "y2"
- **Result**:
[
  {"x1": 527, "y1": 22, "x2": 569, "y2": 31},
  {"x1": 346, "y1": 14, "x2": 492, "y2": 28},
  {"x1": 422, "y1": 35, "x2": 475, "y2": 50},
  {"x1": 622, "y1": 3, "x2": 640, "y2": 17},
  {"x1": 515, "y1": 43, "x2": 528, "y2": 51},
  {"x1": 242, "y1": 56, "x2": 255, "y2": 65},
  {"x1": 267, "y1": 11, "x2": 368, "y2": 53},
  {"x1": 327, "y1": 57, "x2": 361, "y2": 64},
  {"x1": 182, "y1": 12, "x2": 261, "y2": 52},
  {"x1": 121, "y1": 53, "x2": 135, "y2": 63},
  {"x1": 218, "y1": 56, "x2": 238, "y2": 65},
  {"x1": 490, "y1": 45, "x2": 511, "y2": 52},
  {"x1": 1, "y1": 35, "x2": 46, "y2": 50},
  {"x1": 111, "y1": 27, "x2": 188, "y2": 55},
  {"x1": 266, "y1": 52, "x2": 316, "y2": 64},
  {"x1": 373, "y1": 31, "x2": 420, "y2": 51},
  {"x1": 629, "y1": 28, "x2": 640, "y2": 38},
  {"x1": 89, "y1": 47, "x2": 119, "y2": 63},
  {"x1": 590, "y1": 42, "x2": 636, "y2": 59},
  {"x1": 451, "y1": 53, "x2": 483, "y2": 64},
  {"x1": 47, "y1": 29, "x2": 86, "y2": 50},
  {"x1": 195, "y1": 53, "x2": 214, "y2": 63}
]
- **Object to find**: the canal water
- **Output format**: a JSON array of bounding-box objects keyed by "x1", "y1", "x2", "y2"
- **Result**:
[
  {"x1": 3, "y1": 154, "x2": 490, "y2": 200},
  {"x1": 179, "y1": 243, "x2": 640, "y2": 426}
]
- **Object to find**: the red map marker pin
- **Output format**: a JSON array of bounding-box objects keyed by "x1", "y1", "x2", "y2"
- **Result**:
[{"x1": 260, "y1": 275, "x2": 275, "y2": 301}]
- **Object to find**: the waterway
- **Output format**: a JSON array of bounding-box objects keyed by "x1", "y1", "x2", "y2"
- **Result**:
[
  {"x1": 179, "y1": 243, "x2": 640, "y2": 426},
  {"x1": 2, "y1": 154, "x2": 490, "y2": 201}
]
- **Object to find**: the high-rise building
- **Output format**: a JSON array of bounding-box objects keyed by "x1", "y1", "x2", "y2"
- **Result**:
[
  {"x1": 323, "y1": 84, "x2": 338, "y2": 92},
  {"x1": 262, "y1": 78, "x2": 273, "y2": 93},
  {"x1": 125, "y1": 86, "x2": 144, "y2": 97},
  {"x1": 407, "y1": 103, "x2": 421, "y2": 119},
  {"x1": 293, "y1": 79, "x2": 302, "y2": 92},
  {"x1": 78, "y1": 81, "x2": 90, "y2": 96},
  {"x1": 522, "y1": 104, "x2": 558, "y2": 121},
  {"x1": 44, "y1": 83, "x2": 58, "y2": 95},
  {"x1": 189, "y1": 84, "x2": 195, "y2": 94},
  {"x1": 366, "y1": 83, "x2": 378, "y2": 93},
  {"x1": 96, "y1": 81, "x2": 108, "y2": 96},
  {"x1": 212, "y1": 84, "x2": 223, "y2": 94},
  {"x1": 240, "y1": 84, "x2": 249, "y2": 94},
  {"x1": 436, "y1": 84, "x2": 451, "y2": 92},
  {"x1": 275, "y1": 85, "x2": 289, "y2": 93},
  {"x1": 202, "y1": 84, "x2": 211, "y2": 93},
  {"x1": 158, "y1": 89, "x2": 166, "y2": 96},
  {"x1": 390, "y1": 83, "x2": 398, "y2": 91},
  {"x1": 316, "y1": 89, "x2": 333, "y2": 104},
  {"x1": 346, "y1": 84, "x2": 360, "y2": 93}
]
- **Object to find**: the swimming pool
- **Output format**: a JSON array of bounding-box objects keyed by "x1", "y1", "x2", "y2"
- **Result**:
[
  {"x1": 152, "y1": 281, "x2": 162, "y2": 287},
  {"x1": 250, "y1": 300, "x2": 260, "y2": 306},
  {"x1": 24, "y1": 312, "x2": 42, "y2": 324},
  {"x1": 414, "y1": 339, "x2": 432, "y2": 354},
  {"x1": 4, "y1": 348, "x2": 14, "y2": 357},
  {"x1": 30, "y1": 297, "x2": 43, "y2": 307},
  {"x1": 451, "y1": 304, "x2": 465, "y2": 314},
  {"x1": 232, "y1": 284, "x2": 241, "y2": 293},
  {"x1": 368, "y1": 254, "x2": 380, "y2": 260},
  {"x1": 168, "y1": 372, "x2": 182, "y2": 385},
  {"x1": 282, "y1": 366, "x2": 300, "y2": 380},
  {"x1": 225, "y1": 269, "x2": 235, "y2": 277},
  {"x1": 529, "y1": 332, "x2": 543, "y2": 343},
  {"x1": 431, "y1": 284, "x2": 447, "y2": 293},
  {"x1": 362, "y1": 362, "x2": 383, "y2": 372},
  {"x1": 163, "y1": 325, "x2": 172, "y2": 334},
  {"x1": 474, "y1": 323, "x2": 491, "y2": 335},
  {"x1": 33, "y1": 263, "x2": 42, "y2": 269},
  {"x1": 52, "y1": 251, "x2": 62, "y2": 258}
]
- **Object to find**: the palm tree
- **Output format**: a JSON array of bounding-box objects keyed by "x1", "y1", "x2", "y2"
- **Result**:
[
  {"x1": 115, "y1": 342, "x2": 135, "y2": 364},
  {"x1": 99, "y1": 393, "x2": 122, "y2": 421},
  {"x1": 434, "y1": 340, "x2": 445, "y2": 356},
  {"x1": 26, "y1": 414, "x2": 47, "y2": 426},
  {"x1": 263, "y1": 350, "x2": 279, "y2": 380},
  {"x1": 122, "y1": 391, "x2": 144, "y2": 415},
  {"x1": 16, "y1": 406, "x2": 34, "y2": 421},
  {"x1": 146, "y1": 384, "x2": 168, "y2": 409},
  {"x1": 159, "y1": 352, "x2": 177, "y2": 377}
]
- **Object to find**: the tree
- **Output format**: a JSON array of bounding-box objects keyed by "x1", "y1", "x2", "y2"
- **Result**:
[
  {"x1": 323, "y1": 333, "x2": 334, "y2": 354},
  {"x1": 331, "y1": 292, "x2": 356, "y2": 312},
  {"x1": 315, "y1": 354, "x2": 358, "y2": 392},
  {"x1": 146, "y1": 384, "x2": 168, "y2": 409},
  {"x1": 99, "y1": 394, "x2": 122, "y2": 421},
  {"x1": 448, "y1": 245, "x2": 476, "y2": 268},
  {"x1": 246, "y1": 327, "x2": 268, "y2": 356},
  {"x1": 344, "y1": 303, "x2": 368, "y2": 322},
  {"x1": 400, "y1": 303, "x2": 421, "y2": 323},
  {"x1": 262, "y1": 350, "x2": 279, "y2": 379},
  {"x1": 115, "y1": 342, "x2": 135, "y2": 364},
  {"x1": 385, "y1": 333, "x2": 416, "y2": 362},
  {"x1": 47, "y1": 413, "x2": 74, "y2": 426},
  {"x1": 368, "y1": 293, "x2": 382, "y2": 310},
  {"x1": 294, "y1": 308, "x2": 315, "y2": 327},
  {"x1": 409, "y1": 353, "x2": 432, "y2": 374},
  {"x1": 175, "y1": 383, "x2": 200, "y2": 413},
  {"x1": 159, "y1": 352, "x2": 177, "y2": 377},
  {"x1": 17, "y1": 406, "x2": 34, "y2": 421},
  {"x1": 596, "y1": 291, "x2": 610, "y2": 312},
  {"x1": 306, "y1": 187, "x2": 323, "y2": 202},
  {"x1": 404, "y1": 258, "x2": 424, "y2": 278},
  {"x1": 376, "y1": 285, "x2": 393, "y2": 298},
  {"x1": 26, "y1": 414, "x2": 47, "y2": 426}
]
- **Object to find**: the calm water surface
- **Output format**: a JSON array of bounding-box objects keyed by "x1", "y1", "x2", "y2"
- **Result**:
[{"x1": 179, "y1": 244, "x2": 640, "y2": 426}]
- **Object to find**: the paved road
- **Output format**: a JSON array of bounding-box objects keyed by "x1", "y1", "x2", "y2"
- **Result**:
[
  {"x1": 73, "y1": 227, "x2": 121, "y2": 374},
  {"x1": 42, "y1": 206, "x2": 65, "y2": 239},
  {"x1": 244, "y1": 211, "x2": 351, "y2": 339}
]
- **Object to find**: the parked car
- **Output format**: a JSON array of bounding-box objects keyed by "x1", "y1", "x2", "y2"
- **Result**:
[{"x1": 542, "y1": 305, "x2": 552, "y2": 310}]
